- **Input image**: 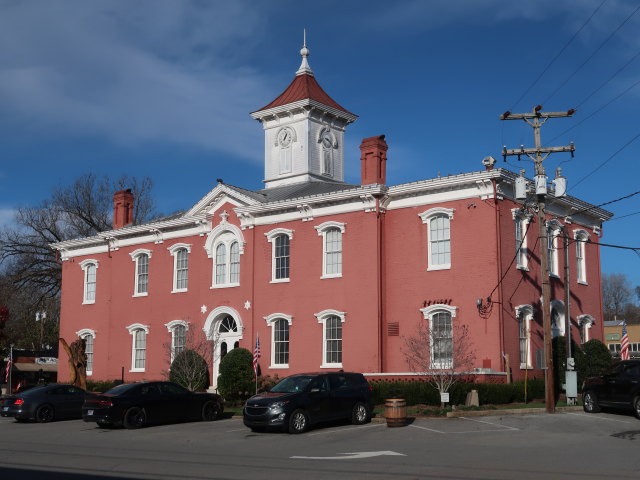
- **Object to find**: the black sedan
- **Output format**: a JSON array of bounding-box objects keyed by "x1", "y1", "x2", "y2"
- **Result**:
[
  {"x1": 82, "y1": 381, "x2": 224, "y2": 429},
  {"x1": 583, "y1": 360, "x2": 640, "y2": 419},
  {"x1": 1, "y1": 384, "x2": 86, "y2": 422}
]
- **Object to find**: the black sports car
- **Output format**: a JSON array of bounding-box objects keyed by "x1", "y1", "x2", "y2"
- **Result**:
[
  {"x1": 1, "y1": 384, "x2": 86, "y2": 422},
  {"x1": 82, "y1": 381, "x2": 223, "y2": 428}
]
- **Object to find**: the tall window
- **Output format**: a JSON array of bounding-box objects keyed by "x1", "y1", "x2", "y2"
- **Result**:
[
  {"x1": 169, "y1": 244, "x2": 191, "y2": 293},
  {"x1": 419, "y1": 208, "x2": 454, "y2": 271},
  {"x1": 315, "y1": 222, "x2": 345, "y2": 278},
  {"x1": 575, "y1": 230, "x2": 588, "y2": 284},
  {"x1": 204, "y1": 214, "x2": 245, "y2": 289},
  {"x1": 578, "y1": 315, "x2": 594, "y2": 344},
  {"x1": 127, "y1": 324, "x2": 149, "y2": 372},
  {"x1": 266, "y1": 229, "x2": 293, "y2": 282},
  {"x1": 516, "y1": 305, "x2": 533, "y2": 369},
  {"x1": 265, "y1": 314, "x2": 292, "y2": 368},
  {"x1": 315, "y1": 309, "x2": 346, "y2": 368},
  {"x1": 420, "y1": 304, "x2": 457, "y2": 369},
  {"x1": 130, "y1": 249, "x2": 152, "y2": 297},
  {"x1": 77, "y1": 329, "x2": 96, "y2": 375},
  {"x1": 547, "y1": 222, "x2": 562, "y2": 276},
  {"x1": 80, "y1": 259, "x2": 98, "y2": 304},
  {"x1": 165, "y1": 320, "x2": 189, "y2": 362},
  {"x1": 513, "y1": 210, "x2": 531, "y2": 270}
]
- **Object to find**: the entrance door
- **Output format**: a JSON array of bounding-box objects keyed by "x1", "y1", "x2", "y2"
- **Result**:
[{"x1": 211, "y1": 315, "x2": 242, "y2": 391}]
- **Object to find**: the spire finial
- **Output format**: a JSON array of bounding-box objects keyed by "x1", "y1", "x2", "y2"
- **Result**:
[{"x1": 296, "y1": 28, "x2": 314, "y2": 76}]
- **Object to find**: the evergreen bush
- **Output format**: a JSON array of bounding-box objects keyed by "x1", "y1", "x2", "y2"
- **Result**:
[{"x1": 217, "y1": 348, "x2": 254, "y2": 402}]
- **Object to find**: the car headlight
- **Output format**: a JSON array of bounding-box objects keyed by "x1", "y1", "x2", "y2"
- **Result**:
[{"x1": 268, "y1": 400, "x2": 289, "y2": 411}]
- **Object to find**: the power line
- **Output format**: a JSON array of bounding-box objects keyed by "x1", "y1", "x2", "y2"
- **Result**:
[
  {"x1": 509, "y1": 0, "x2": 607, "y2": 111},
  {"x1": 607, "y1": 210, "x2": 640, "y2": 222},
  {"x1": 550, "y1": 76, "x2": 640, "y2": 143},
  {"x1": 543, "y1": 4, "x2": 640, "y2": 105},
  {"x1": 570, "y1": 130, "x2": 640, "y2": 190}
]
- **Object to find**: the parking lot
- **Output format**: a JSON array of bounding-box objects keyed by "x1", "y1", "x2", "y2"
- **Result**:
[{"x1": 1, "y1": 410, "x2": 639, "y2": 479}]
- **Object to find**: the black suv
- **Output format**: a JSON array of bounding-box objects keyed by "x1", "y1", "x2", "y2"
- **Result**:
[
  {"x1": 582, "y1": 360, "x2": 640, "y2": 419},
  {"x1": 243, "y1": 372, "x2": 374, "y2": 433}
]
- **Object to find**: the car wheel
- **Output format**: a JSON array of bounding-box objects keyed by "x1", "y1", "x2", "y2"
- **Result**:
[
  {"x1": 201, "y1": 401, "x2": 220, "y2": 421},
  {"x1": 351, "y1": 402, "x2": 369, "y2": 425},
  {"x1": 288, "y1": 409, "x2": 308, "y2": 434},
  {"x1": 123, "y1": 407, "x2": 146, "y2": 429},
  {"x1": 634, "y1": 396, "x2": 640, "y2": 420},
  {"x1": 35, "y1": 404, "x2": 55, "y2": 423},
  {"x1": 583, "y1": 391, "x2": 600, "y2": 413}
]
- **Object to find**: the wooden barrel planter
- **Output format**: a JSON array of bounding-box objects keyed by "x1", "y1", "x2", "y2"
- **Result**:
[{"x1": 384, "y1": 398, "x2": 407, "y2": 427}]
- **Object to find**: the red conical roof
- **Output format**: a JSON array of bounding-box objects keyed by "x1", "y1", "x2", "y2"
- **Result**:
[{"x1": 254, "y1": 73, "x2": 354, "y2": 116}]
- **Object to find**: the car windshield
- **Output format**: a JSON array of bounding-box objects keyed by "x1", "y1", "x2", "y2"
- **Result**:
[{"x1": 270, "y1": 375, "x2": 315, "y2": 393}]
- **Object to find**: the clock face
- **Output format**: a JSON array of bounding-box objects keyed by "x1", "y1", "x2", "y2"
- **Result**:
[{"x1": 278, "y1": 129, "x2": 292, "y2": 148}]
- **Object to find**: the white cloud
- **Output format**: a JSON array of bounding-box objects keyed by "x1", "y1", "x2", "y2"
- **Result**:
[{"x1": 0, "y1": 0, "x2": 273, "y2": 161}]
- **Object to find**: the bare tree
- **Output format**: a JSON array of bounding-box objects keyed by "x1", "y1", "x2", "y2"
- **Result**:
[
  {"x1": 163, "y1": 327, "x2": 215, "y2": 392},
  {"x1": 0, "y1": 173, "x2": 157, "y2": 306},
  {"x1": 602, "y1": 273, "x2": 633, "y2": 322},
  {"x1": 404, "y1": 319, "x2": 476, "y2": 406}
]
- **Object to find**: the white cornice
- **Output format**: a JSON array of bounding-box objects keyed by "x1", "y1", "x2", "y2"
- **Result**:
[{"x1": 251, "y1": 99, "x2": 358, "y2": 124}]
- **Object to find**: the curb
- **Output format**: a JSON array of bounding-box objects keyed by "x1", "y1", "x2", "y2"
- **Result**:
[{"x1": 445, "y1": 405, "x2": 583, "y2": 418}]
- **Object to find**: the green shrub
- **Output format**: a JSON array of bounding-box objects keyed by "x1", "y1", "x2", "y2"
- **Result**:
[
  {"x1": 217, "y1": 348, "x2": 254, "y2": 403},
  {"x1": 169, "y1": 349, "x2": 209, "y2": 391},
  {"x1": 576, "y1": 339, "x2": 612, "y2": 388}
]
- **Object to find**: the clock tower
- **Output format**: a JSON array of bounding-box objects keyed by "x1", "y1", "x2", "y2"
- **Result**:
[{"x1": 251, "y1": 36, "x2": 358, "y2": 189}]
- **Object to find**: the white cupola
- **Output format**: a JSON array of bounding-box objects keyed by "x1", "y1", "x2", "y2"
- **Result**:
[{"x1": 251, "y1": 33, "x2": 358, "y2": 189}]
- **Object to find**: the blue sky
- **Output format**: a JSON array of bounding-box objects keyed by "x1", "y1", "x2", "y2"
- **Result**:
[{"x1": 1, "y1": 0, "x2": 639, "y2": 288}]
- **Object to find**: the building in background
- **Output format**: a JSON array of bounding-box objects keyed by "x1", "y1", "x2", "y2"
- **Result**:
[
  {"x1": 604, "y1": 320, "x2": 640, "y2": 358},
  {"x1": 52, "y1": 42, "x2": 612, "y2": 390}
]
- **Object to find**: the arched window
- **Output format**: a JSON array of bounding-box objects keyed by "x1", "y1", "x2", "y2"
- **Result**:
[
  {"x1": 578, "y1": 315, "x2": 595, "y2": 343},
  {"x1": 168, "y1": 244, "x2": 191, "y2": 293},
  {"x1": 512, "y1": 209, "x2": 532, "y2": 270},
  {"x1": 575, "y1": 230, "x2": 589, "y2": 284},
  {"x1": 419, "y1": 208, "x2": 454, "y2": 271},
  {"x1": 547, "y1": 220, "x2": 563, "y2": 277},
  {"x1": 126, "y1": 323, "x2": 149, "y2": 372},
  {"x1": 420, "y1": 304, "x2": 457, "y2": 369},
  {"x1": 315, "y1": 309, "x2": 346, "y2": 368},
  {"x1": 204, "y1": 213, "x2": 245, "y2": 289},
  {"x1": 129, "y1": 249, "x2": 152, "y2": 296},
  {"x1": 265, "y1": 314, "x2": 293, "y2": 368},
  {"x1": 76, "y1": 329, "x2": 96, "y2": 375},
  {"x1": 266, "y1": 228, "x2": 294, "y2": 282},
  {"x1": 516, "y1": 305, "x2": 534, "y2": 369},
  {"x1": 79, "y1": 259, "x2": 99, "y2": 304},
  {"x1": 315, "y1": 222, "x2": 345, "y2": 278},
  {"x1": 165, "y1": 320, "x2": 189, "y2": 362}
]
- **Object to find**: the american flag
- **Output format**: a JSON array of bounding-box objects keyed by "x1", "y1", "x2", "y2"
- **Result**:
[
  {"x1": 3, "y1": 354, "x2": 11, "y2": 383},
  {"x1": 620, "y1": 324, "x2": 630, "y2": 360},
  {"x1": 253, "y1": 334, "x2": 261, "y2": 375}
]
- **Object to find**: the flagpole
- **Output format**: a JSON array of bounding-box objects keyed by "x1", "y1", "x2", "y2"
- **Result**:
[{"x1": 8, "y1": 344, "x2": 13, "y2": 394}]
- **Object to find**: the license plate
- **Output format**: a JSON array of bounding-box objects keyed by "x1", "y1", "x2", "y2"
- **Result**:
[
  {"x1": 87, "y1": 410, "x2": 94, "y2": 415},
  {"x1": 2, "y1": 407, "x2": 8, "y2": 412}
]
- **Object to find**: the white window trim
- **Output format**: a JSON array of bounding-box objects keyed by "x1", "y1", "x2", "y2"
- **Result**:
[
  {"x1": 204, "y1": 215, "x2": 245, "y2": 289},
  {"x1": 578, "y1": 315, "x2": 595, "y2": 343},
  {"x1": 264, "y1": 313, "x2": 293, "y2": 369},
  {"x1": 164, "y1": 320, "x2": 190, "y2": 363},
  {"x1": 79, "y1": 259, "x2": 99, "y2": 305},
  {"x1": 419, "y1": 207, "x2": 454, "y2": 271},
  {"x1": 546, "y1": 220, "x2": 562, "y2": 277},
  {"x1": 315, "y1": 309, "x2": 346, "y2": 369},
  {"x1": 168, "y1": 243, "x2": 192, "y2": 293},
  {"x1": 126, "y1": 323, "x2": 149, "y2": 372},
  {"x1": 265, "y1": 228, "x2": 294, "y2": 283},
  {"x1": 516, "y1": 305, "x2": 534, "y2": 369},
  {"x1": 76, "y1": 328, "x2": 96, "y2": 376},
  {"x1": 420, "y1": 304, "x2": 457, "y2": 370},
  {"x1": 511, "y1": 209, "x2": 532, "y2": 271},
  {"x1": 574, "y1": 229, "x2": 589, "y2": 285},
  {"x1": 129, "y1": 249, "x2": 152, "y2": 297},
  {"x1": 315, "y1": 221, "x2": 346, "y2": 279}
]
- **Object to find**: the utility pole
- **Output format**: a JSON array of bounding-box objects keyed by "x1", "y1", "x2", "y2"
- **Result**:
[{"x1": 500, "y1": 105, "x2": 575, "y2": 414}]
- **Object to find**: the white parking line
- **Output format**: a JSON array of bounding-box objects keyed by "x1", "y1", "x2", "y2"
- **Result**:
[
  {"x1": 459, "y1": 416, "x2": 519, "y2": 431},
  {"x1": 564, "y1": 412, "x2": 634, "y2": 424},
  {"x1": 409, "y1": 424, "x2": 445, "y2": 433},
  {"x1": 308, "y1": 423, "x2": 384, "y2": 436},
  {"x1": 226, "y1": 428, "x2": 248, "y2": 432}
]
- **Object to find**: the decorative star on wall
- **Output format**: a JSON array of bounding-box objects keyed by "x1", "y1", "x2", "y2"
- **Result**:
[
  {"x1": 200, "y1": 305, "x2": 207, "y2": 314},
  {"x1": 244, "y1": 301, "x2": 251, "y2": 310}
]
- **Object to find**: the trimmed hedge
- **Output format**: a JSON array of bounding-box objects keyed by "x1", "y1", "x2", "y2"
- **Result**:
[
  {"x1": 217, "y1": 348, "x2": 254, "y2": 402},
  {"x1": 370, "y1": 379, "x2": 545, "y2": 406}
]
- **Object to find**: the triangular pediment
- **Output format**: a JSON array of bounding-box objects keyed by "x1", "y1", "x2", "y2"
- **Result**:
[{"x1": 186, "y1": 184, "x2": 264, "y2": 217}]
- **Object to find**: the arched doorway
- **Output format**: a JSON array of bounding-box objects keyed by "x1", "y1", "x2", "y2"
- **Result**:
[{"x1": 203, "y1": 307, "x2": 243, "y2": 391}]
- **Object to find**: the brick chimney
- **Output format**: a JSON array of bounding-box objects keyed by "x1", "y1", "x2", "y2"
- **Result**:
[
  {"x1": 360, "y1": 135, "x2": 388, "y2": 185},
  {"x1": 112, "y1": 189, "x2": 134, "y2": 229}
]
